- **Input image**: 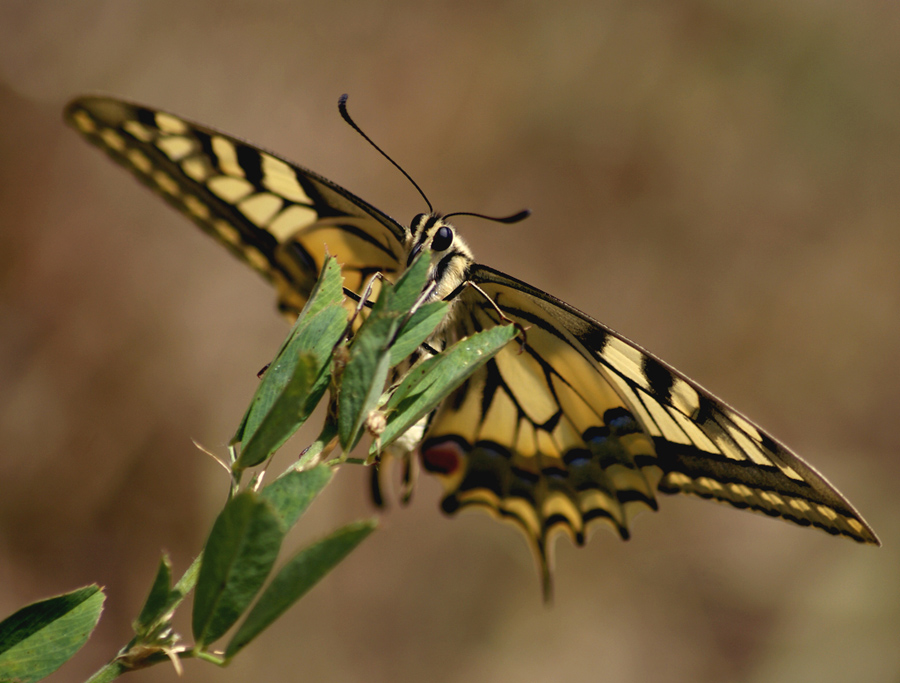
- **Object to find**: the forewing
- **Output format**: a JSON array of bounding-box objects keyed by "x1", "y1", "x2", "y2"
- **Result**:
[
  {"x1": 65, "y1": 96, "x2": 407, "y2": 315},
  {"x1": 422, "y1": 264, "x2": 879, "y2": 578}
]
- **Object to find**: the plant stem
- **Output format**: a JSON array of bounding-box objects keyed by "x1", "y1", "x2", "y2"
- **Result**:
[{"x1": 84, "y1": 660, "x2": 130, "y2": 683}]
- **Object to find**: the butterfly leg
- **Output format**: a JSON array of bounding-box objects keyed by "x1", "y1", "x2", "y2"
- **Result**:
[
  {"x1": 400, "y1": 443, "x2": 419, "y2": 505},
  {"x1": 346, "y1": 271, "x2": 388, "y2": 328},
  {"x1": 386, "y1": 279, "x2": 438, "y2": 351},
  {"x1": 457, "y1": 280, "x2": 528, "y2": 351},
  {"x1": 368, "y1": 423, "x2": 423, "y2": 508}
]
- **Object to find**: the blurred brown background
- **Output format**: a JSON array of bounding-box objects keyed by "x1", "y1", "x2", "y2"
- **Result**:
[{"x1": 1, "y1": 1, "x2": 898, "y2": 682}]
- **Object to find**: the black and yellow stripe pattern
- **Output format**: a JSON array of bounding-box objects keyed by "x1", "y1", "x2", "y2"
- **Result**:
[
  {"x1": 66, "y1": 97, "x2": 405, "y2": 317},
  {"x1": 66, "y1": 96, "x2": 879, "y2": 593},
  {"x1": 423, "y1": 266, "x2": 877, "y2": 586}
]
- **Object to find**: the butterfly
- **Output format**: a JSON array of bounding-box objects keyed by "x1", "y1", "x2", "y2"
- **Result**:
[{"x1": 66, "y1": 95, "x2": 879, "y2": 597}]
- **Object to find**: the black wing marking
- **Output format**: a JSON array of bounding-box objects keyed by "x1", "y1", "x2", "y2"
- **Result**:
[{"x1": 65, "y1": 96, "x2": 408, "y2": 315}]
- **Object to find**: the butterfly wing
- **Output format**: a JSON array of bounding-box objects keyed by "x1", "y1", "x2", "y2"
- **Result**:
[
  {"x1": 422, "y1": 264, "x2": 879, "y2": 585},
  {"x1": 65, "y1": 96, "x2": 408, "y2": 315}
]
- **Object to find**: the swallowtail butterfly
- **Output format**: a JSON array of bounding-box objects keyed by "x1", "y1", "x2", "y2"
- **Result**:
[{"x1": 66, "y1": 95, "x2": 879, "y2": 596}]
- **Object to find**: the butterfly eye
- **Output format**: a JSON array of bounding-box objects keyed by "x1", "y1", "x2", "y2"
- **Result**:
[
  {"x1": 431, "y1": 226, "x2": 453, "y2": 251},
  {"x1": 411, "y1": 213, "x2": 427, "y2": 230}
]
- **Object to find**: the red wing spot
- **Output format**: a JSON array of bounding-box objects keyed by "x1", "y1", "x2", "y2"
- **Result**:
[{"x1": 421, "y1": 439, "x2": 465, "y2": 475}]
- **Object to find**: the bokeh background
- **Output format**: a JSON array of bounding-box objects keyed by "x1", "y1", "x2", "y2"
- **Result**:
[{"x1": 1, "y1": 2, "x2": 898, "y2": 682}]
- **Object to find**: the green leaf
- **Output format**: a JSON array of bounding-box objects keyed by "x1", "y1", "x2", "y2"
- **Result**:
[
  {"x1": 235, "y1": 304, "x2": 347, "y2": 456},
  {"x1": 234, "y1": 352, "x2": 316, "y2": 470},
  {"x1": 297, "y1": 419, "x2": 338, "y2": 469},
  {"x1": 192, "y1": 493, "x2": 285, "y2": 648},
  {"x1": 296, "y1": 255, "x2": 346, "y2": 318},
  {"x1": 291, "y1": 307, "x2": 349, "y2": 415},
  {"x1": 260, "y1": 255, "x2": 345, "y2": 361},
  {"x1": 171, "y1": 553, "x2": 202, "y2": 605},
  {"x1": 337, "y1": 256, "x2": 437, "y2": 452},
  {"x1": 224, "y1": 520, "x2": 376, "y2": 658},
  {"x1": 0, "y1": 585, "x2": 105, "y2": 683},
  {"x1": 337, "y1": 320, "x2": 395, "y2": 452},
  {"x1": 388, "y1": 300, "x2": 447, "y2": 366},
  {"x1": 133, "y1": 555, "x2": 173, "y2": 634},
  {"x1": 233, "y1": 257, "x2": 345, "y2": 447},
  {"x1": 374, "y1": 323, "x2": 520, "y2": 451},
  {"x1": 379, "y1": 253, "x2": 431, "y2": 316},
  {"x1": 260, "y1": 464, "x2": 333, "y2": 530}
]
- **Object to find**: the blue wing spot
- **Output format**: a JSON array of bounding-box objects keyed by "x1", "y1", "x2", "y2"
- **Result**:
[
  {"x1": 603, "y1": 407, "x2": 640, "y2": 434},
  {"x1": 563, "y1": 448, "x2": 592, "y2": 467}
]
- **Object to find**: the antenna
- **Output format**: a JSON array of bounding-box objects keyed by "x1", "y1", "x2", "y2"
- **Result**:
[
  {"x1": 444, "y1": 209, "x2": 531, "y2": 224},
  {"x1": 338, "y1": 94, "x2": 433, "y2": 212}
]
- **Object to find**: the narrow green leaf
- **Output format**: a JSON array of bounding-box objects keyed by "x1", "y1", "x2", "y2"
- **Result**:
[
  {"x1": 337, "y1": 255, "x2": 437, "y2": 451},
  {"x1": 388, "y1": 300, "x2": 447, "y2": 366},
  {"x1": 297, "y1": 419, "x2": 338, "y2": 469},
  {"x1": 260, "y1": 464, "x2": 333, "y2": 530},
  {"x1": 337, "y1": 309, "x2": 398, "y2": 451},
  {"x1": 295, "y1": 255, "x2": 345, "y2": 319},
  {"x1": 234, "y1": 257, "x2": 345, "y2": 446},
  {"x1": 235, "y1": 352, "x2": 316, "y2": 470},
  {"x1": 375, "y1": 323, "x2": 520, "y2": 450},
  {"x1": 225, "y1": 519, "x2": 376, "y2": 658},
  {"x1": 258, "y1": 256, "x2": 345, "y2": 363},
  {"x1": 379, "y1": 254, "x2": 430, "y2": 316},
  {"x1": 235, "y1": 304, "x2": 346, "y2": 454},
  {"x1": 0, "y1": 585, "x2": 105, "y2": 683},
  {"x1": 192, "y1": 493, "x2": 285, "y2": 648},
  {"x1": 171, "y1": 553, "x2": 203, "y2": 604},
  {"x1": 338, "y1": 338, "x2": 394, "y2": 452},
  {"x1": 291, "y1": 306, "x2": 349, "y2": 416},
  {"x1": 133, "y1": 555, "x2": 173, "y2": 633}
]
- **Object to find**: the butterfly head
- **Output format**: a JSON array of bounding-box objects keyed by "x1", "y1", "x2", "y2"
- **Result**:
[{"x1": 406, "y1": 212, "x2": 474, "y2": 301}]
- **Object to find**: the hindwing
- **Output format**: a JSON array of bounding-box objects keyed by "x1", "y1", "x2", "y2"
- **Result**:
[
  {"x1": 422, "y1": 265, "x2": 879, "y2": 586},
  {"x1": 65, "y1": 97, "x2": 407, "y2": 315}
]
